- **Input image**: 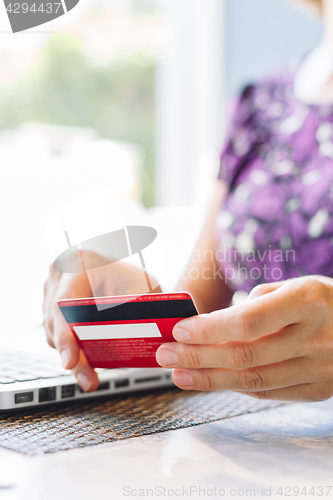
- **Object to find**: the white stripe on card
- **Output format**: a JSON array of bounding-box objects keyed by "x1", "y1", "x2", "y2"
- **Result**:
[{"x1": 73, "y1": 323, "x2": 162, "y2": 340}]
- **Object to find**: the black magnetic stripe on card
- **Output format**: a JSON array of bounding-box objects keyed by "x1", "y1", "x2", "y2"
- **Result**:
[{"x1": 60, "y1": 299, "x2": 198, "y2": 324}]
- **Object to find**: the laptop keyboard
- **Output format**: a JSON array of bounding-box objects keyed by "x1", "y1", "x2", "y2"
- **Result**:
[{"x1": 0, "y1": 351, "x2": 70, "y2": 384}]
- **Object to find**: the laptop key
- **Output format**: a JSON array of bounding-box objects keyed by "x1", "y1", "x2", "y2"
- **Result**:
[
  {"x1": 10, "y1": 372, "x2": 40, "y2": 382},
  {"x1": 0, "y1": 376, "x2": 15, "y2": 384},
  {"x1": 32, "y1": 369, "x2": 67, "y2": 378}
]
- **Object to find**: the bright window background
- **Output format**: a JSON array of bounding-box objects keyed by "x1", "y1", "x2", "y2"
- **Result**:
[
  {"x1": 225, "y1": 0, "x2": 322, "y2": 97},
  {"x1": 0, "y1": 0, "x2": 164, "y2": 334},
  {"x1": 0, "y1": 0, "x2": 160, "y2": 206},
  {"x1": 0, "y1": 0, "x2": 324, "y2": 337},
  {"x1": 0, "y1": 0, "x2": 222, "y2": 335}
]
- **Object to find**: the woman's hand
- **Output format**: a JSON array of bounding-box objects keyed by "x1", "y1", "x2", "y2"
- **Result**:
[
  {"x1": 43, "y1": 250, "x2": 160, "y2": 392},
  {"x1": 156, "y1": 276, "x2": 333, "y2": 402}
]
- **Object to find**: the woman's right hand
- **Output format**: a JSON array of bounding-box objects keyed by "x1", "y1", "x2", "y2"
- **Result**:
[{"x1": 42, "y1": 250, "x2": 160, "y2": 392}]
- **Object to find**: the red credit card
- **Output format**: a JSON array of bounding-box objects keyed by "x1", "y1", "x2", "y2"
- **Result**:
[{"x1": 58, "y1": 292, "x2": 198, "y2": 369}]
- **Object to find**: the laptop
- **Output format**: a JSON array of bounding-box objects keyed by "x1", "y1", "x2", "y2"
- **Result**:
[{"x1": 0, "y1": 329, "x2": 174, "y2": 412}]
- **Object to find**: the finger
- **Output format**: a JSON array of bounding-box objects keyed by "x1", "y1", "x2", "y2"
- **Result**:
[
  {"x1": 44, "y1": 324, "x2": 55, "y2": 349},
  {"x1": 70, "y1": 350, "x2": 100, "y2": 392},
  {"x1": 173, "y1": 280, "x2": 310, "y2": 344},
  {"x1": 53, "y1": 303, "x2": 81, "y2": 370},
  {"x1": 234, "y1": 382, "x2": 333, "y2": 403},
  {"x1": 42, "y1": 267, "x2": 61, "y2": 318},
  {"x1": 157, "y1": 323, "x2": 310, "y2": 370},
  {"x1": 52, "y1": 272, "x2": 93, "y2": 369},
  {"x1": 43, "y1": 314, "x2": 55, "y2": 346},
  {"x1": 42, "y1": 271, "x2": 62, "y2": 340},
  {"x1": 171, "y1": 356, "x2": 320, "y2": 392}
]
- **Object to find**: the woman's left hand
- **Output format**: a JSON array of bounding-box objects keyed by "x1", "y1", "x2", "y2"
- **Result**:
[{"x1": 156, "y1": 276, "x2": 333, "y2": 402}]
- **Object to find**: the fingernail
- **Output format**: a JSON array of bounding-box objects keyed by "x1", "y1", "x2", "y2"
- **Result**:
[
  {"x1": 60, "y1": 349, "x2": 70, "y2": 369},
  {"x1": 76, "y1": 372, "x2": 92, "y2": 392},
  {"x1": 173, "y1": 370, "x2": 193, "y2": 389},
  {"x1": 156, "y1": 348, "x2": 178, "y2": 367},
  {"x1": 173, "y1": 326, "x2": 191, "y2": 343}
]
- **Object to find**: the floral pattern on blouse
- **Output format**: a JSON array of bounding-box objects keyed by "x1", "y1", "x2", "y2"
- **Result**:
[{"x1": 216, "y1": 69, "x2": 333, "y2": 293}]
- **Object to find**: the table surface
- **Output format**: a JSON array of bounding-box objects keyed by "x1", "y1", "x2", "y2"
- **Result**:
[{"x1": 1, "y1": 328, "x2": 333, "y2": 500}]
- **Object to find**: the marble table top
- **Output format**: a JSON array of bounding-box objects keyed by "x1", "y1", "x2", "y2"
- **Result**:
[
  {"x1": 1, "y1": 397, "x2": 332, "y2": 500},
  {"x1": 1, "y1": 328, "x2": 332, "y2": 500}
]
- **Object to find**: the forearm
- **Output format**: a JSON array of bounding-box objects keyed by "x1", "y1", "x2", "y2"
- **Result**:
[
  {"x1": 174, "y1": 252, "x2": 233, "y2": 313},
  {"x1": 174, "y1": 182, "x2": 234, "y2": 314}
]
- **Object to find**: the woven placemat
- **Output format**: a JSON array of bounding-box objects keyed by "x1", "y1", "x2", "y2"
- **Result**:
[{"x1": 0, "y1": 388, "x2": 285, "y2": 455}]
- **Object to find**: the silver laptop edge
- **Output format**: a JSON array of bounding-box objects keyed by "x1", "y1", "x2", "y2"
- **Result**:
[{"x1": 0, "y1": 353, "x2": 174, "y2": 411}]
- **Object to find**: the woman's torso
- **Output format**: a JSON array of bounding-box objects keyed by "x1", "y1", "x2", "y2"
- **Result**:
[{"x1": 216, "y1": 69, "x2": 333, "y2": 292}]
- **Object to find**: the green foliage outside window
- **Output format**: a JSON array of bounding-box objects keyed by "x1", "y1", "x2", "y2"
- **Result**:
[{"x1": 0, "y1": 33, "x2": 156, "y2": 206}]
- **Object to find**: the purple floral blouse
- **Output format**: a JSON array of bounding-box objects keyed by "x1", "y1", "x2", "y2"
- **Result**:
[{"x1": 216, "y1": 69, "x2": 333, "y2": 293}]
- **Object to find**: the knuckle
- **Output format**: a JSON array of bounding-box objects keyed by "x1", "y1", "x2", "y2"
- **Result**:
[
  {"x1": 71, "y1": 249, "x2": 106, "y2": 269},
  {"x1": 249, "y1": 283, "x2": 271, "y2": 299},
  {"x1": 227, "y1": 342, "x2": 254, "y2": 369},
  {"x1": 197, "y1": 315, "x2": 211, "y2": 343},
  {"x1": 239, "y1": 369, "x2": 265, "y2": 392},
  {"x1": 304, "y1": 276, "x2": 323, "y2": 292},
  {"x1": 44, "y1": 318, "x2": 53, "y2": 335},
  {"x1": 64, "y1": 249, "x2": 86, "y2": 271},
  {"x1": 46, "y1": 332, "x2": 55, "y2": 349},
  {"x1": 55, "y1": 328, "x2": 71, "y2": 349},
  {"x1": 249, "y1": 390, "x2": 269, "y2": 400},
  {"x1": 201, "y1": 371, "x2": 214, "y2": 391},
  {"x1": 310, "y1": 384, "x2": 332, "y2": 402},
  {"x1": 298, "y1": 278, "x2": 331, "y2": 315},
  {"x1": 186, "y1": 348, "x2": 201, "y2": 369},
  {"x1": 234, "y1": 308, "x2": 257, "y2": 339},
  {"x1": 300, "y1": 277, "x2": 324, "y2": 301}
]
